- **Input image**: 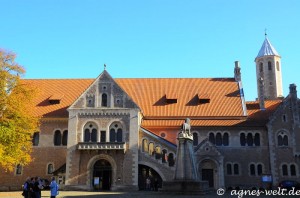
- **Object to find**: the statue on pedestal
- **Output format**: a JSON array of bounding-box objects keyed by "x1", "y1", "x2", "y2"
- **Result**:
[{"x1": 179, "y1": 118, "x2": 193, "y2": 139}]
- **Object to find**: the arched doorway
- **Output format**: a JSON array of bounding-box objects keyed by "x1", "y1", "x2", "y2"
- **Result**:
[
  {"x1": 200, "y1": 159, "x2": 217, "y2": 189},
  {"x1": 93, "y1": 159, "x2": 112, "y2": 190},
  {"x1": 138, "y1": 164, "x2": 163, "y2": 191}
]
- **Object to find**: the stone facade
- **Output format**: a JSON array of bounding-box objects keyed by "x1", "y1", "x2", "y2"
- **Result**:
[{"x1": 0, "y1": 38, "x2": 300, "y2": 192}]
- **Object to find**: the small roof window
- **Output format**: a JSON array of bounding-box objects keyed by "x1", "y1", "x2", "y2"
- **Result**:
[
  {"x1": 165, "y1": 93, "x2": 177, "y2": 104},
  {"x1": 198, "y1": 94, "x2": 210, "y2": 104},
  {"x1": 49, "y1": 94, "x2": 64, "y2": 104}
]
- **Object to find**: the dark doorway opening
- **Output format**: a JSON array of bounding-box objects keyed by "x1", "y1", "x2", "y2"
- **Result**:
[
  {"x1": 93, "y1": 159, "x2": 112, "y2": 190},
  {"x1": 202, "y1": 169, "x2": 214, "y2": 188},
  {"x1": 138, "y1": 164, "x2": 163, "y2": 191}
]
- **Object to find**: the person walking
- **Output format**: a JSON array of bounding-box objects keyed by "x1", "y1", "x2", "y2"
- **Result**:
[
  {"x1": 146, "y1": 177, "x2": 151, "y2": 190},
  {"x1": 49, "y1": 177, "x2": 59, "y2": 198},
  {"x1": 22, "y1": 177, "x2": 31, "y2": 198},
  {"x1": 33, "y1": 177, "x2": 41, "y2": 198}
]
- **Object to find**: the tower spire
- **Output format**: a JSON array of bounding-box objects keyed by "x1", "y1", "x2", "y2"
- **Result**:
[{"x1": 255, "y1": 36, "x2": 283, "y2": 100}]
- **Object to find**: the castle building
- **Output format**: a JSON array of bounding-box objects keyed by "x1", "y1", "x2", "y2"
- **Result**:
[{"x1": 0, "y1": 37, "x2": 299, "y2": 191}]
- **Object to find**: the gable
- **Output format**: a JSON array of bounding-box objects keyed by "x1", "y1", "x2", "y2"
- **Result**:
[
  {"x1": 194, "y1": 138, "x2": 222, "y2": 156},
  {"x1": 69, "y1": 70, "x2": 138, "y2": 110}
]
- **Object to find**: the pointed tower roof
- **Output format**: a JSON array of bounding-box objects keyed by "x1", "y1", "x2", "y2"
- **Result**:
[{"x1": 256, "y1": 37, "x2": 280, "y2": 58}]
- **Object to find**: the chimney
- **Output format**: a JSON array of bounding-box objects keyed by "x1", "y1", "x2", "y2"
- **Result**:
[
  {"x1": 289, "y1": 84, "x2": 299, "y2": 124},
  {"x1": 234, "y1": 61, "x2": 241, "y2": 82},
  {"x1": 289, "y1": 83, "x2": 297, "y2": 98}
]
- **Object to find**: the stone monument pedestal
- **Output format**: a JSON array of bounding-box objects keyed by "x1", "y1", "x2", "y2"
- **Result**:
[{"x1": 162, "y1": 118, "x2": 209, "y2": 194}]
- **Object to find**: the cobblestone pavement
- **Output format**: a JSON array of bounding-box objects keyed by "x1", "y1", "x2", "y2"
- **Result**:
[{"x1": 1, "y1": 190, "x2": 300, "y2": 198}]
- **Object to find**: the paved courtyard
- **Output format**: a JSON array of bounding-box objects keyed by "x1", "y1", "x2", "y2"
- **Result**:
[{"x1": 1, "y1": 190, "x2": 300, "y2": 198}]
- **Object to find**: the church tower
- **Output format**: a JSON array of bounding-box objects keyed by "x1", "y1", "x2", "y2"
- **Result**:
[{"x1": 255, "y1": 35, "x2": 283, "y2": 102}]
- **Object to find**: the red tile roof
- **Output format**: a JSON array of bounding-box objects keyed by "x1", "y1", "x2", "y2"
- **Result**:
[
  {"x1": 141, "y1": 100, "x2": 282, "y2": 127},
  {"x1": 22, "y1": 79, "x2": 93, "y2": 117},
  {"x1": 116, "y1": 78, "x2": 245, "y2": 118},
  {"x1": 21, "y1": 78, "x2": 282, "y2": 127}
]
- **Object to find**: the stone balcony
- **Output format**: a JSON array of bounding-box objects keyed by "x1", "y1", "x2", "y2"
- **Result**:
[{"x1": 77, "y1": 142, "x2": 126, "y2": 152}]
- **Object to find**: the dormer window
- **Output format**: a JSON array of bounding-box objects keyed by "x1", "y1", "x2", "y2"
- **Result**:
[
  {"x1": 198, "y1": 94, "x2": 210, "y2": 104},
  {"x1": 165, "y1": 93, "x2": 177, "y2": 104},
  {"x1": 49, "y1": 94, "x2": 63, "y2": 104},
  {"x1": 166, "y1": 98, "x2": 177, "y2": 104}
]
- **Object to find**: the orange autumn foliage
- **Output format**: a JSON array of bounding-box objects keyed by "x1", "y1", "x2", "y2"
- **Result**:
[{"x1": 0, "y1": 49, "x2": 39, "y2": 172}]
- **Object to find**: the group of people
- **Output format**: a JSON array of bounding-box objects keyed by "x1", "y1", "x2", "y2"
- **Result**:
[
  {"x1": 22, "y1": 176, "x2": 59, "y2": 198},
  {"x1": 145, "y1": 177, "x2": 159, "y2": 191}
]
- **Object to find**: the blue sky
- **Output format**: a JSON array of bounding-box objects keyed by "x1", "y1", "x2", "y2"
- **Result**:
[{"x1": 1, "y1": 0, "x2": 299, "y2": 101}]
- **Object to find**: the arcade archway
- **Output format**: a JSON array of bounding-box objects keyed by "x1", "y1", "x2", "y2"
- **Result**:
[{"x1": 138, "y1": 164, "x2": 163, "y2": 190}]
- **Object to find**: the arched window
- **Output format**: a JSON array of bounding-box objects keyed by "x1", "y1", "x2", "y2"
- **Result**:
[
  {"x1": 84, "y1": 128, "x2": 90, "y2": 142},
  {"x1": 47, "y1": 163, "x2": 54, "y2": 174},
  {"x1": 32, "y1": 132, "x2": 39, "y2": 146},
  {"x1": 283, "y1": 135, "x2": 288, "y2": 146},
  {"x1": 282, "y1": 164, "x2": 288, "y2": 176},
  {"x1": 278, "y1": 135, "x2": 283, "y2": 146},
  {"x1": 168, "y1": 153, "x2": 175, "y2": 167},
  {"x1": 216, "y1": 132, "x2": 222, "y2": 146},
  {"x1": 209, "y1": 133, "x2": 215, "y2": 144},
  {"x1": 162, "y1": 149, "x2": 167, "y2": 163},
  {"x1": 268, "y1": 61, "x2": 272, "y2": 70},
  {"x1": 276, "y1": 61, "x2": 280, "y2": 71},
  {"x1": 109, "y1": 123, "x2": 123, "y2": 142},
  {"x1": 16, "y1": 164, "x2": 22, "y2": 175},
  {"x1": 142, "y1": 139, "x2": 148, "y2": 152},
  {"x1": 117, "y1": 128, "x2": 122, "y2": 142},
  {"x1": 110, "y1": 129, "x2": 116, "y2": 142},
  {"x1": 102, "y1": 93, "x2": 108, "y2": 107},
  {"x1": 291, "y1": 164, "x2": 296, "y2": 176},
  {"x1": 54, "y1": 130, "x2": 61, "y2": 146},
  {"x1": 233, "y1": 164, "x2": 239, "y2": 175},
  {"x1": 223, "y1": 133, "x2": 229, "y2": 146},
  {"x1": 227, "y1": 164, "x2": 232, "y2": 175},
  {"x1": 250, "y1": 164, "x2": 255, "y2": 176},
  {"x1": 282, "y1": 115, "x2": 287, "y2": 122},
  {"x1": 257, "y1": 164, "x2": 263, "y2": 175},
  {"x1": 62, "y1": 130, "x2": 68, "y2": 146},
  {"x1": 240, "y1": 133, "x2": 246, "y2": 146},
  {"x1": 155, "y1": 146, "x2": 161, "y2": 159},
  {"x1": 83, "y1": 122, "x2": 98, "y2": 142},
  {"x1": 278, "y1": 132, "x2": 288, "y2": 146},
  {"x1": 259, "y1": 63, "x2": 263, "y2": 72},
  {"x1": 193, "y1": 132, "x2": 198, "y2": 146},
  {"x1": 254, "y1": 133, "x2": 260, "y2": 146},
  {"x1": 91, "y1": 128, "x2": 97, "y2": 142},
  {"x1": 149, "y1": 142, "x2": 154, "y2": 156},
  {"x1": 247, "y1": 133, "x2": 253, "y2": 146}
]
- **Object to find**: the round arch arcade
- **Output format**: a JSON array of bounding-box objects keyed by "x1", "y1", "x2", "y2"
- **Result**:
[{"x1": 138, "y1": 164, "x2": 163, "y2": 191}]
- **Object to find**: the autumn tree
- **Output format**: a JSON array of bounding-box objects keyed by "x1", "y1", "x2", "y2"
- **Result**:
[{"x1": 0, "y1": 49, "x2": 39, "y2": 172}]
